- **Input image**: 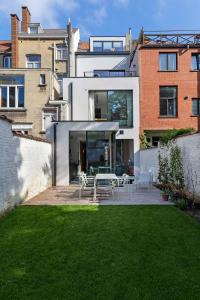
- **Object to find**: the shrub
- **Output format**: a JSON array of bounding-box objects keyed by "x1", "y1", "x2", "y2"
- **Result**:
[{"x1": 175, "y1": 199, "x2": 187, "y2": 211}]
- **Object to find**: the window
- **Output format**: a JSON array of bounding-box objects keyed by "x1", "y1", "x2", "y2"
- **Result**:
[
  {"x1": 29, "y1": 26, "x2": 38, "y2": 34},
  {"x1": 3, "y1": 56, "x2": 11, "y2": 68},
  {"x1": 26, "y1": 55, "x2": 41, "y2": 68},
  {"x1": 0, "y1": 75, "x2": 24, "y2": 108},
  {"x1": 93, "y1": 90, "x2": 133, "y2": 127},
  {"x1": 93, "y1": 41, "x2": 124, "y2": 52},
  {"x1": 192, "y1": 54, "x2": 200, "y2": 70},
  {"x1": 160, "y1": 86, "x2": 177, "y2": 117},
  {"x1": 159, "y1": 53, "x2": 177, "y2": 71},
  {"x1": 192, "y1": 99, "x2": 200, "y2": 115},
  {"x1": 40, "y1": 74, "x2": 46, "y2": 85},
  {"x1": 93, "y1": 41, "x2": 103, "y2": 52},
  {"x1": 93, "y1": 70, "x2": 126, "y2": 77},
  {"x1": 56, "y1": 45, "x2": 68, "y2": 60}
]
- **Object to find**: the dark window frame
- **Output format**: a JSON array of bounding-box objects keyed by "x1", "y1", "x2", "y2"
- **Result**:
[
  {"x1": 93, "y1": 41, "x2": 124, "y2": 52},
  {"x1": 159, "y1": 86, "x2": 178, "y2": 117},
  {"x1": 192, "y1": 98, "x2": 200, "y2": 115},
  {"x1": 159, "y1": 52, "x2": 177, "y2": 71},
  {"x1": 191, "y1": 53, "x2": 200, "y2": 71}
]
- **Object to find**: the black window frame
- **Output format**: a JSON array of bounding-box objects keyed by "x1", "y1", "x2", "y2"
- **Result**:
[
  {"x1": 93, "y1": 41, "x2": 124, "y2": 52},
  {"x1": 159, "y1": 86, "x2": 178, "y2": 117},
  {"x1": 191, "y1": 53, "x2": 200, "y2": 71},
  {"x1": 159, "y1": 52, "x2": 177, "y2": 71},
  {"x1": 192, "y1": 98, "x2": 200, "y2": 116}
]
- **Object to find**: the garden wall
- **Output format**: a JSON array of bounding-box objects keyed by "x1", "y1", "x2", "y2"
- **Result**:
[
  {"x1": 140, "y1": 133, "x2": 200, "y2": 195},
  {"x1": 0, "y1": 117, "x2": 52, "y2": 213}
]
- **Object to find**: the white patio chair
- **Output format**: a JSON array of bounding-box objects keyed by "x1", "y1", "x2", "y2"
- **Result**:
[{"x1": 79, "y1": 174, "x2": 94, "y2": 198}]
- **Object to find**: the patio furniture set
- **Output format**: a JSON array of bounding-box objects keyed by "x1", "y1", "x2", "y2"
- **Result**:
[{"x1": 79, "y1": 171, "x2": 153, "y2": 201}]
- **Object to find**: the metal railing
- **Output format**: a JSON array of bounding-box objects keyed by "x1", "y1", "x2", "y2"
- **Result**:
[
  {"x1": 84, "y1": 70, "x2": 136, "y2": 77},
  {"x1": 140, "y1": 30, "x2": 200, "y2": 46}
]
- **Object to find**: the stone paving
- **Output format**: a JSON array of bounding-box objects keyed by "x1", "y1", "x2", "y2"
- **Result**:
[{"x1": 24, "y1": 184, "x2": 173, "y2": 206}]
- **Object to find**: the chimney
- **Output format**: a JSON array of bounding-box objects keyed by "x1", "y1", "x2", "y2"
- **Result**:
[
  {"x1": 11, "y1": 14, "x2": 19, "y2": 68},
  {"x1": 21, "y1": 6, "x2": 31, "y2": 32}
]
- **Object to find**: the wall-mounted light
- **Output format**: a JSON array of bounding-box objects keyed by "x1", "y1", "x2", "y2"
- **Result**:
[{"x1": 184, "y1": 96, "x2": 189, "y2": 100}]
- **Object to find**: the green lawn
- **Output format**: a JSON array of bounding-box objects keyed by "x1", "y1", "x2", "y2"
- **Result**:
[{"x1": 0, "y1": 206, "x2": 200, "y2": 300}]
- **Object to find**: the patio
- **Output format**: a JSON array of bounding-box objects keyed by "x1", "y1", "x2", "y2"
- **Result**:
[{"x1": 24, "y1": 184, "x2": 172, "y2": 206}]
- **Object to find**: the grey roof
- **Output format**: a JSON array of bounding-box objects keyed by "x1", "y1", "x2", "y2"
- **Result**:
[{"x1": 19, "y1": 28, "x2": 78, "y2": 38}]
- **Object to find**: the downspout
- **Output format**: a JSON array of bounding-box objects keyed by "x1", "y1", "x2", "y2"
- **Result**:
[{"x1": 52, "y1": 122, "x2": 58, "y2": 186}]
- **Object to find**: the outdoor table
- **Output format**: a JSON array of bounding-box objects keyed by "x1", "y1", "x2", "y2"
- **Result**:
[{"x1": 94, "y1": 173, "x2": 118, "y2": 201}]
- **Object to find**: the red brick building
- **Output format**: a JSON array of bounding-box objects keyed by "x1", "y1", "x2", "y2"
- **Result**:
[{"x1": 137, "y1": 31, "x2": 200, "y2": 146}]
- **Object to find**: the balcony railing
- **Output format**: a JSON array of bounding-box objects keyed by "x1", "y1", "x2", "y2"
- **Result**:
[{"x1": 84, "y1": 71, "x2": 136, "y2": 78}]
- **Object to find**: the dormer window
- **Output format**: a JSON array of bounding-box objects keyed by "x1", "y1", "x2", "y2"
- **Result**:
[{"x1": 28, "y1": 25, "x2": 39, "y2": 35}]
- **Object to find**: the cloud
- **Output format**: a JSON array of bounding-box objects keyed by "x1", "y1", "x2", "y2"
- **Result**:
[
  {"x1": 154, "y1": 0, "x2": 166, "y2": 20},
  {"x1": 115, "y1": 0, "x2": 130, "y2": 7},
  {"x1": 0, "y1": 0, "x2": 80, "y2": 28}
]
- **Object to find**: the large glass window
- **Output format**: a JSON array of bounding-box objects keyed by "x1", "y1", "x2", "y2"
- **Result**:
[
  {"x1": 159, "y1": 53, "x2": 177, "y2": 71},
  {"x1": 93, "y1": 41, "x2": 124, "y2": 52},
  {"x1": 56, "y1": 45, "x2": 68, "y2": 60},
  {"x1": 192, "y1": 54, "x2": 200, "y2": 70},
  {"x1": 0, "y1": 75, "x2": 24, "y2": 108},
  {"x1": 192, "y1": 99, "x2": 200, "y2": 115},
  {"x1": 160, "y1": 86, "x2": 177, "y2": 117},
  {"x1": 94, "y1": 90, "x2": 133, "y2": 127},
  {"x1": 26, "y1": 55, "x2": 41, "y2": 68}
]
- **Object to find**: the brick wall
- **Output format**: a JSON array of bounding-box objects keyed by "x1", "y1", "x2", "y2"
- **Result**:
[
  {"x1": 139, "y1": 47, "x2": 200, "y2": 133},
  {"x1": 0, "y1": 118, "x2": 52, "y2": 213}
]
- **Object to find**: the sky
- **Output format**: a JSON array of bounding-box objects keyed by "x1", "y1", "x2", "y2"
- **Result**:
[{"x1": 0, "y1": 0, "x2": 200, "y2": 41}]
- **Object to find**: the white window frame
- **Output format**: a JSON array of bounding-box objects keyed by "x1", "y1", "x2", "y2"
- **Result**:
[
  {"x1": 0, "y1": 84, "x2": 24, "y2": 108},
  {"x1": 26, "y1": 55, "x2": 41, "y2": 68},
  {"x1": 56, "y1": 45, "x2": 68, "y2": 60}
]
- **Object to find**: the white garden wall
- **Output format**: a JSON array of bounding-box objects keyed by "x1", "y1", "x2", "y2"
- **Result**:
[
  {"x1": 140, "y1": 133, "x2": 200, "y2": 195},
  {"x1": 0, "y1": 117, "x2": 52, "y2": 213}
]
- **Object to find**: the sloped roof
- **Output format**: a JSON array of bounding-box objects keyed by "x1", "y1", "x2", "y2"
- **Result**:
[
  {"x1": 19, "y1": 28, "x2": 78, "y2": 38},
  {"x1": 0, "y1": 41, "x2": 11, "y2": 53},
  {"x1": 78, "y1": 41, "x2": 90, "y2": 52}
]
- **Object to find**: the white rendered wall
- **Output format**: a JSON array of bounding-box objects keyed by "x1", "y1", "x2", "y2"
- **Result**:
[
  {"x1": 76, "y1": 55, "x2": 129, "y2": 77},
  {"x1": 140, "y1": 133, "x2": 200, "y2": 195},
  {"x1": 55, "y1": 121, "x2": 119, "y2": 185},
  {"x1": 62, "y1": 76, "x2": 140, "y2": 180},
  {"x1": 0, "y1": 119, "x2": 52, "y2": 213}
]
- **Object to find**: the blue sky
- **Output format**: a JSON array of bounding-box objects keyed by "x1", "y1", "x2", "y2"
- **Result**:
[{"x1": 0, "y1": 0, "x2": 200, "y2": 41}]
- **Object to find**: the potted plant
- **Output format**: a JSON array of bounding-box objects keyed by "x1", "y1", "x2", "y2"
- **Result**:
[{"x1": 161, "y1": 188, "x2": 171, "y2": 201}]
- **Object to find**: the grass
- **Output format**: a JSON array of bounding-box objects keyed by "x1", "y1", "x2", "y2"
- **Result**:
[{"x1": 0, "y1": 205, "x2": 200, "y2": 299}]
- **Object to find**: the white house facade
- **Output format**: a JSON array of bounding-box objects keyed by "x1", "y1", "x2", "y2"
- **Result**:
[{"x1": 50, "y1": 34, "x2": 140, "y2": 185}]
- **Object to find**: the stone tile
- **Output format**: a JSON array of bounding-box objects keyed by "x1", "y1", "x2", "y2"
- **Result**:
[{"x1": 24, "y1": 185, "x2": 173, "y2": 206}]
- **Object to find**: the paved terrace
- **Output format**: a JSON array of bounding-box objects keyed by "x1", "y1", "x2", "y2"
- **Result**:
[{"x1": 24, "y1": 185, "x2": 173, "y2": 206}]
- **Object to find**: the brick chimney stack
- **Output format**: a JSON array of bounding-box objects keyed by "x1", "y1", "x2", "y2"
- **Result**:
[
  {"x1": 11, "y1": 14, "x2": 19, "y2": 68},
  {"x1": 21, "y1": 6, "x2": 31, "y2": 32}
]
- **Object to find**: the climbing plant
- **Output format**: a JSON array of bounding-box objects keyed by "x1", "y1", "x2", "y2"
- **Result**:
[{"x1": 169, "y1": 144, "x2": 185, "y2": 189}]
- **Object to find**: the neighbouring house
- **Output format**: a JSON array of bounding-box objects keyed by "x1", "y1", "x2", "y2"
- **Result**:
[
  {"x1": 0, "y1": 40, "x2": 12, "y2": 68},
  {"x1": 0, "y1": 6, "x2": 80, "y2": 136},
  {"x1": 48, "y1": 32, "x2": 140, "y2": 185},
  {"x1": 136, "y1": 30, "x2": 200, "y2": 146}
]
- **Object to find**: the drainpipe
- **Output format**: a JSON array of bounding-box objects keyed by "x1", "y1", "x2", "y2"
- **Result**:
[{"x1": 52, "y1": 122, "x2": 58, "y2": 186}]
